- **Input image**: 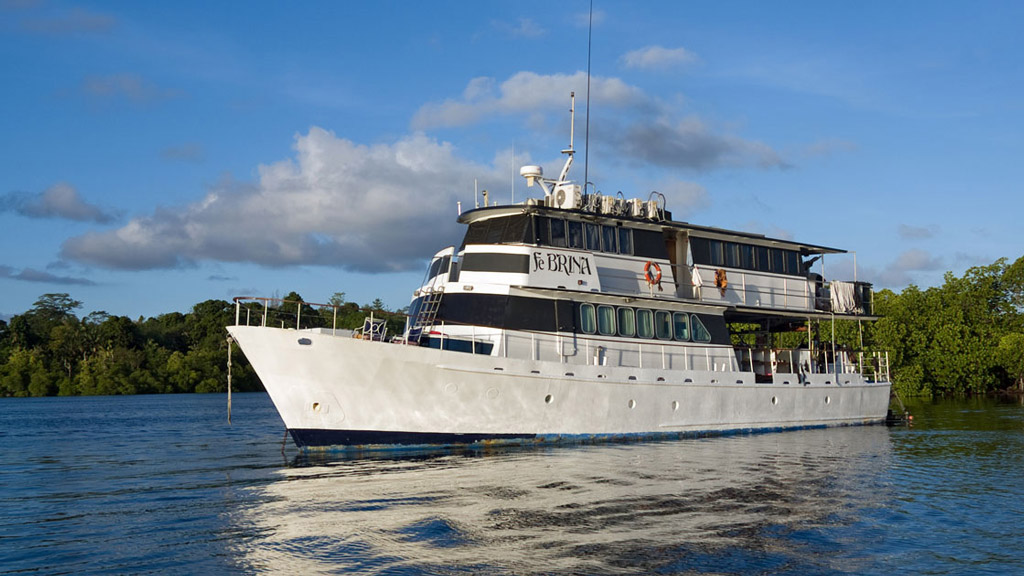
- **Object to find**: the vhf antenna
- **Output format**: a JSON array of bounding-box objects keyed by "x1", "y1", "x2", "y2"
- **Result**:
[{"x1": 583, "y1": 0, "x2": 593, "y2": 194}]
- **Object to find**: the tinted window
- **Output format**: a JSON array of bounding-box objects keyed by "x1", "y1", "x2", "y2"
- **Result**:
[
  {"x1": 618, "y1": 228, "x2": 633, "y2": 255},
  {"x1": 740, "y1": 244, "x2": 755, "y2": 269},
  {"x1": 536, "y1": 217, "x2": 551, "y2": 246},
  {"x1": 579, "y1": 303, "x2": 596, "y2": 334},
  {"x1": 785, "y1": 251, "x2": 799, "y2": 275},
  {"x1": 567, "y1": 220, "x2": 584, "y2": 249},
  {"x1": 756, "y1": 246, "x2": 770, "y2": 272},
  {"x1": 655, "y1": 311, "x2": 672, "y2": 339},
  {"x1": 584, "y1": 223, "x2": 601, "y2": 251},
  {"x1": 617, "y1": 307, "x2": 636, "y2": 337},
  {"x1": 427, "y1": 257, "x2": 443, "y2": 280},
  {"x1": 636, "y1": 309, "x2": 654, "y2": 338},
  {"x1": 602, "y1": 226, "x2": 617, "y2": 253},
  {"x1": 597, "y1": 305, "x2": 615, "y2": 336},
  {"x1": 709, "y1": 240, "x2": 724, "y2": 266},
  {"x1": 550, "y1": 218, "x2": 567, "y2": 247},
  {"x1": 771, "y1": 249, "x2": 784, "y2": 273},
  {"x1": 673, "y1": 312, "x2": 690, "y2": 341},
  {"x1": 724, "y1": 242, "x2": 740, "y2": 268},
  {"x1": 691, "y1": 315, "x2": 712, "y2": 343}
]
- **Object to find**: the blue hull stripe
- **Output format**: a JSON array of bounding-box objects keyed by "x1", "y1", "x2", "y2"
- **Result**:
[{"x1": 288, "y1": 421, "x2": 883, "y2": 452}]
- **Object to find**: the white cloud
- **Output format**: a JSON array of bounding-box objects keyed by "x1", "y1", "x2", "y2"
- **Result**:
[
  {"x1": 572, "y1": 9, "x2": 605, "y2": 28},
  {"x1": 620, "y1": 46, "x2": 698, "y2": 70},
  {"x1": 0, "y1": 183, "x2": 117, "y2": 223},
  {"x1": 876, "y1": 248, "x2": 945, "y2": 287},
  {"x1": 495, "y1": 17, "x2": 546, "y2": 38},
  {"x1": 413, "y1": 71, "x2": 787, "y2": 171},
  {"x1": 652, "y1": 179, "x2": 709, "y2": 218},
  {"x1": 61, "y1": 128, "x2": 503, "y2": 272}
]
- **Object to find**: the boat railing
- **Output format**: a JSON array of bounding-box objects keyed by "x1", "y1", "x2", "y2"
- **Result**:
[
  {"x1": 734, "y1": 346, "x2": 891, "y2": 382},
  {"x1": 232, "y1": 296, "x2": 401, "y2": 337},
  {"x1": 686, "y1": 267, "x2": 872, "y2": 316}
]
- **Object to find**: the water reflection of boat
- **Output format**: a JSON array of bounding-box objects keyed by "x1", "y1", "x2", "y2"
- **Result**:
[
  {"x1": 230, "y1": 427, "x2": 894, "y2": 574},
  {"x1": 227, "y1": 95, "x2": 891, "y2": 450}
]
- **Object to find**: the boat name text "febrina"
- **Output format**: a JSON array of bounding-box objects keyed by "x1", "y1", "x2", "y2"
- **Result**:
[{"x1": 532, "y1": 251, "x2": 593, "y2": 276}]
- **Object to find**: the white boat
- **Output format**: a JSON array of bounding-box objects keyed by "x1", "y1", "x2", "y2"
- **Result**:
[{"x1": 227, "y1": 96, "x2": 892, "y2": 450}]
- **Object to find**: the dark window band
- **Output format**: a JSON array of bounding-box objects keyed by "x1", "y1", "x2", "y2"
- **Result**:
[
  {"x1": 460, "y1": 253, "x2": 531, "y2": 274},
  {"x1": 426, "y1": 292, "x2": 729, "y2": 345}
]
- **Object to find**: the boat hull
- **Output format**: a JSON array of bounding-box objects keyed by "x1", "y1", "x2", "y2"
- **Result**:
[{"x1": 228, "y1": 325, "x2": 892, "y2": 450}]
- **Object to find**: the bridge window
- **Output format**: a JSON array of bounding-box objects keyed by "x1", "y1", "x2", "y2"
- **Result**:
[
  {"x1": 618, "y1": 227, "x2": 633, "y2": 255},
  {"x1": 568, "y1": 221, "x2": 584, "y2": 249},
  {"x1": 549, "y1": 218, "x2": 567, "y2": 247},
  {"x1": 602, "y1": 225, "x2": 617, "y2": 253},
  {"x1": 584, "y1": 223, "x2": 600, "y2": 251}
]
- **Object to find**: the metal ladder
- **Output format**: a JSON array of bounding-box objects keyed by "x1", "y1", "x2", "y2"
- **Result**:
[{"x1": 408, "y1": 289, "x2": 442, "y2": 345}]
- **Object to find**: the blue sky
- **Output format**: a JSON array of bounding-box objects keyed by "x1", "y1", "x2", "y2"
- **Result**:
[{"x1": 2, "y1": 0, "x2": 1023, "y2": 320}]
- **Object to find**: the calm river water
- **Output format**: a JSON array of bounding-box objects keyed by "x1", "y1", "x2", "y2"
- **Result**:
[{"x1": 1, "y1": 393, "x2": 1022, "y2": 575}]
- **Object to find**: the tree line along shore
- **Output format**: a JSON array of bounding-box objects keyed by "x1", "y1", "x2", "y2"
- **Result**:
[{"x1": 2, "y1": 256, "x2": 1023, "y2": 398}]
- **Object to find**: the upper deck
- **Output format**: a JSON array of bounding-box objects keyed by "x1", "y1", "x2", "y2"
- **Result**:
[{"x1": 441, "y1": 198, "x2": 872, "y2": 320}]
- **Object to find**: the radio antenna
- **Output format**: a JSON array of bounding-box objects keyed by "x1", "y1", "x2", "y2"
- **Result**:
[{"x1": 583, "y1": 0, "x2": 593, "y2": 194}]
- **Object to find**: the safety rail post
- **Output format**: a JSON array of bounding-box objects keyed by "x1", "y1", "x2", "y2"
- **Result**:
[
  {"x1": 234, "y1": 300, "x2": 240, "y2": 326},
  {"x1": 296, "y1": 301, "x2": 301, "y2": 330},
  {"x1": 333, "y1": 306, "x2": 338, "y2": 332},
  {"x1": 262, "y1": 299, "x2": 269, "y2": 327}
]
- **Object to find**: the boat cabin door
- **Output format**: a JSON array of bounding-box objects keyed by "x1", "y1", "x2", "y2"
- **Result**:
[{"x1": 665, "y1": 230, "x2": 693, "y2": 299}]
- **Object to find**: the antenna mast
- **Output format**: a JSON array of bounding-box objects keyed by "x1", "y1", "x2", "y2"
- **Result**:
[
  {"x1": 583, "y1": 0, "x2": 593, "y2": 193},
  {"x1": 557, "y1": 92, "x2": 576, "y2": 183}
]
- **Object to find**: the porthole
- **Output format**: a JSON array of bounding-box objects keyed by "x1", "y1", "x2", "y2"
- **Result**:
[
  {"x1": 671, "y1": 401, "x2": 679, "y2": 411},
  {"x1": 544, "y1": 394, "x2": 553, "y2": 404},
  {"x1": 825, "y1": 396, "x2": 831, "y2": 405},
  {"x1": 628, "y1": 399, "x2": 637, "y2": 409},
  {"x1": 771, "y1": 396, "x2": 778, "y2": 406}
]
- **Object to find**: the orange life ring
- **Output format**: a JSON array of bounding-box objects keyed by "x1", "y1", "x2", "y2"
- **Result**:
[{"x1": 644, "y1": 261, "x2": 662, "y2": 285}]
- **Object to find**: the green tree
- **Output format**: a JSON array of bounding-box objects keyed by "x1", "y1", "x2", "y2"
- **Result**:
[{"x1": 997, "y1": 333, "x2": 1024, "y2": 392}]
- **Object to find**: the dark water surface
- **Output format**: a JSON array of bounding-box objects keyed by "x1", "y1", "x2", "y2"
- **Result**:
[{"x1": 2, "y1": 393, "x2": 1022, "y2": 575}]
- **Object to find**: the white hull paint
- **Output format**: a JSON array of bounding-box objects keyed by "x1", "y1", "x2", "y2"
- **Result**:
[{"x1": 228, "y1": 325, "x2": 891, "y2": 449}]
